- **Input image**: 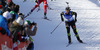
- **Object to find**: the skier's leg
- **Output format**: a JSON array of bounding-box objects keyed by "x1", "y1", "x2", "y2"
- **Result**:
[
  {"x1": 31, "y1": 1, "x2": 42, "y2": 12},
  {"x1": 43, "y1": 0, "x2": 47, "y2": 19},
  {"x1": 65, "y1": 22, "x2": 71, "y2": 44},
  {"x1": 26, "y1": 0, "x2": 42, "y2": 17},
  {"x1": 66, "y1": 27, "x2": 71, "y2": 44},
  {"x1": 71, "y1": 21, "x2": 83, "y2": 43}
]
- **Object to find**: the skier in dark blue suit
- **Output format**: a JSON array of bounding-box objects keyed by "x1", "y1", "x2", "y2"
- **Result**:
[{"x1": 60, "y1": 7, "x2": 83, "y2": 44}]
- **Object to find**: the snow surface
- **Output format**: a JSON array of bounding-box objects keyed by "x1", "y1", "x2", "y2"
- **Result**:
[{"x1": 13, "y1": 0, "x2": 100, "y2": 50}]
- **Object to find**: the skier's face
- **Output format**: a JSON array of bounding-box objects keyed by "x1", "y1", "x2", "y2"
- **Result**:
[{"x1": 65, "y1": 10, "x2": 69, "y2": 14}]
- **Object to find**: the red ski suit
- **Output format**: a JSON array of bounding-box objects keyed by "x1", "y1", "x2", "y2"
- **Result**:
[{"x1": 32, "y1": 0, "x2": 48, "y2": 15}]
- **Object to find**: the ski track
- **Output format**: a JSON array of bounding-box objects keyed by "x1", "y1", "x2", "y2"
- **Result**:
[{"x1": 13, "y1": 0, "x2": 100, "y2": 50}]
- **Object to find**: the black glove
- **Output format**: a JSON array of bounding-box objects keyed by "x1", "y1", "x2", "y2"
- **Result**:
[
  {"x1": 75, "y1": 19, "x2": 77, "y2": 23},
  {"x1": 61, "y1": 18, "x2": 64, "y2": 22},
  {"x1": 62, "y1": 19, "x2": 64, "y2": 22}
]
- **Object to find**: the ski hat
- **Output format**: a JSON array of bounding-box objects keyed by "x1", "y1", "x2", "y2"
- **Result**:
[
  {"x1": 65, "y1": 7, "x2": 71, "y2": 10},
  {"x1": 24, "y1": 20, "x2": 31, "y2": 26},
  {"x1": 15, "y1": 17, "x2": 23, "y2": 25},
  {"x1": 3, "y1": 11, "x2": 12, "y2": 20}
]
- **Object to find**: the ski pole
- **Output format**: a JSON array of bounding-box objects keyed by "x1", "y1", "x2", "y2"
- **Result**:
[
  {"x1": 24, "y1": 11, "x2": 32, "y2": 18},
  {"x1": 24, "y1": 13, "x2": 29, "y2": 18},
  {"x1": 51, "y1": 22, "x2": 62, "y2": 34}
]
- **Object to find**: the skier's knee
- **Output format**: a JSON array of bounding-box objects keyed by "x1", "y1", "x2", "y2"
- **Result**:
[
  {"x1": 74, "y1": 31, "x2": 79, "y2": 37},
  {"x1": 67, "y1": 33, "x2": 71, "y2": 36},
  {"x1": 73, "y1": 30, "x2": 79, "y2": 37},
  {"x1": 75, "y1": 33, "x2": 79, "y2": 37},
  {"x1": 72, "y1": 26, "x2": 77, "y2": 33}
]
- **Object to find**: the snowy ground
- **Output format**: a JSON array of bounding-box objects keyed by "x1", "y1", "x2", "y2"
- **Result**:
[{"x1": 13, "y1": 0, "x2": 100, "y2": 50}]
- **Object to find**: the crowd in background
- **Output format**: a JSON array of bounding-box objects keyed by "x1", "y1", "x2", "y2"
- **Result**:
[{"x1": 0, "y1": 0, "x2": 37, "y2": 50}]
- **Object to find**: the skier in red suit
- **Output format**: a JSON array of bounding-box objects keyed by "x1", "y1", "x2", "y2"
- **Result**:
[{"x1": 29, "y1": 0, "x2": 48, "y2": 19}]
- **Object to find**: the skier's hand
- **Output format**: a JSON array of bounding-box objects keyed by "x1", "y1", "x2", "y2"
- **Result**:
[
  {"x1": 74, "y1": 19, "x2": 77, "y2": 23},
  {"x1": 62, "y1": 20, "x2": 64, "y2": 22},
  {"x1": 61, "y1": 18, "x2": 64, "y2": 22}
]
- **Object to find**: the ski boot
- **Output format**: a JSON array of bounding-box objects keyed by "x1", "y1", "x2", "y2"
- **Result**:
[
  {"x1": 44, "y1": 13, "x2": 47, "y2": 19},
  {"x1": 76, "y1": 36, "x2": 83, "y2": 43},
  {"x1": 68, "y1": 40, "x2": 71, "y2": 44},
  {"x1": 68, "y1": 36, "x2": 71, "y2": 44},
  {"x1": 44, "y1": 16, "x2": 47, "y2": 19}
]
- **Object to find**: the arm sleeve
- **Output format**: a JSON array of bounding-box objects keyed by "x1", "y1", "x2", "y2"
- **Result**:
[
  {"x1": 25, "y1": 27, "x2": 37, "y2": 36},
  {"x1": 32, "y1": 26, "x2": 37, "y2": 36},
  {"x1": 72, "y1": 12, "x2": 77, "y2": 19},
  {"x1": 2, "y1": 21, "x2": 10, "y2": 36},
  {"x1": 60, "y1": 12, "x2": 64, "y2": 21}
]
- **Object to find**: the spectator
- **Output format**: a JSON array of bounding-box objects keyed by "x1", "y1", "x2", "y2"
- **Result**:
[
  {"x1": 10, "y1": 5, "x2": 20, "y2": 22},
  {"x1": 9, "y1": 13, "x2": 24, "y2": 43},
  {"x1": 0, "y1": 9, "x2": 12, "y2": 36},
  {"x1": 24, "y1": 20, "x2": 37, "y2": 50}
]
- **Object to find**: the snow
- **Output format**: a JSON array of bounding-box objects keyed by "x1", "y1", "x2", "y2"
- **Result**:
[{"x1": 13, "y1": 0, "x2": 100, "y2": 50}]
